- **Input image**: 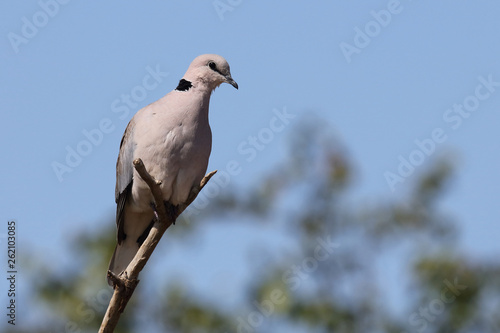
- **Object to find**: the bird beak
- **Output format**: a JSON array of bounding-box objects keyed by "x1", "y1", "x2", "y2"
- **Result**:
[{"x1": 226, "y1": 76, "x2": 238, "y2": 89}]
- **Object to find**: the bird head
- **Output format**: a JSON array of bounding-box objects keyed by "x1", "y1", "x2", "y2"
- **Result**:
[{"x1": 183, "y1": 54, "x2": 238, "y2": 91}]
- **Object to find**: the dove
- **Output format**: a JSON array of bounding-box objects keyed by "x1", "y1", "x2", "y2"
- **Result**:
[{"x1": 108, "y1": 54, "x2": 238, "y2": 285}]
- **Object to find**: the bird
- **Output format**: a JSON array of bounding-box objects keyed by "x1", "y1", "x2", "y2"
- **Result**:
[{"x1": 108, "y1": 54, "x2": 238, "y2": 285}]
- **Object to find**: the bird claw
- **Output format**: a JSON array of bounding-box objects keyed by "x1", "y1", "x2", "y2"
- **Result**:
[
  {"x1": 164, "y1": 201, "x2": 179, "y2": 225},
  {"x1": 150, "y1": 203, "x2": 159, "y2": 222}
]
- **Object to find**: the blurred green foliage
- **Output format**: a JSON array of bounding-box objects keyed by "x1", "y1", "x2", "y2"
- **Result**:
[{"x1": 10, "y1": 116, "x2": 500, "y2": 332}]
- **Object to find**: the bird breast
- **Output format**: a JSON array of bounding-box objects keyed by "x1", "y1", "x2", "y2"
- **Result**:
[{"x1": 130, "y1": 100, "x2": 212, "y2": 209}]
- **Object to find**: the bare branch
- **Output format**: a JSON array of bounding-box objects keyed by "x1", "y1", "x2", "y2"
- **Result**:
[{"x1": 99, "y1": 158, "x2": 217, "y2": 332}]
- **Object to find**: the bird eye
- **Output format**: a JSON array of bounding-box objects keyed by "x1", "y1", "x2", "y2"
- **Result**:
[{"x1": 208, "y1": 61, "x2": 217, "y2": 70}]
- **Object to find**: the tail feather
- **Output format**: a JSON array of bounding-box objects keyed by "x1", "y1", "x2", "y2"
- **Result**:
[
  {"x1": 107, "y1": 240, "x2": 140, "y2": 286},
  {"x1": 107, "y1": 208, "x2": 154, "y2": 286}
]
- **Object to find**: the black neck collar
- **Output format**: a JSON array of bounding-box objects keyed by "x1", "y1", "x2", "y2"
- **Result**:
[{"x1": 175, "y1": 79, "x2": 192, "y2": 91}]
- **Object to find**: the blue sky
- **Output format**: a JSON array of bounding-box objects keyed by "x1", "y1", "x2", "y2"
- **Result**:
[{"x1": 1, "y1": 1, "x2": 500, "y2": 330}]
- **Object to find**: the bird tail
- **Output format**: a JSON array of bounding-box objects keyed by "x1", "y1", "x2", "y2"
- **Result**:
[{"x1": 107, "y1": 240, "x2": 139, "y2": 286}]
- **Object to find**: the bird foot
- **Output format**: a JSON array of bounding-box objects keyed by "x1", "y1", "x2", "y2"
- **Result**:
[
  {"x1": 164, "y1": 201, "x2": 179, "y2": 225},
  {"x1": 150, "y1": 202, "x2": 159, "y2": 221}
]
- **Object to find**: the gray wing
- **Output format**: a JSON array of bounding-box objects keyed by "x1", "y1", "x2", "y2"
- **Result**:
[{"x1": 115, "y1": 119, "x2": 135, "y2": 244}]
